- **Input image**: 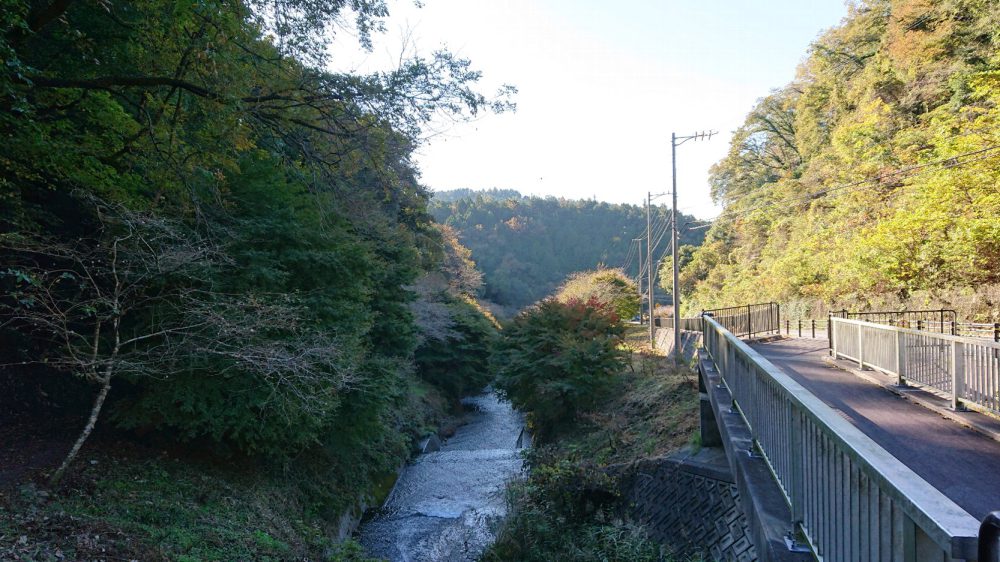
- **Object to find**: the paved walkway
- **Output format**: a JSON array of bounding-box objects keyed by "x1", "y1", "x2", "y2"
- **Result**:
[{"x1": 749, "y1": 337, "x2": 1000, "y2": 520}]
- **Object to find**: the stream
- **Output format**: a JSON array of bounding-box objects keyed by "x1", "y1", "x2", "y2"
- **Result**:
[{"x1": 358, "y1": 391, "x2": 526, "y2": 561}]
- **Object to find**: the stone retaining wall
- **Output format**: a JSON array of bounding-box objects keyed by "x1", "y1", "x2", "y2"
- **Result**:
[{"x1": 618, "y1": 450, "x2": 757, "y2": 561}]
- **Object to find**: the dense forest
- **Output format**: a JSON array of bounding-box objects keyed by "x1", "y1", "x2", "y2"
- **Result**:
[
  {"x1": 683, "y1": 0, "x2": 1000, "y2": 320},
  {"x1": 430, "y1": 189, "x2": 706, "y2": 312},
  {"x1": 0, "y1": 1, "x2": 508, "y2": 558}
]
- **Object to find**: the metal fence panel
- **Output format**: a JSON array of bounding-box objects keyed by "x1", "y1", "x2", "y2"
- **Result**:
[
  {"x1": 702, "y1": 302, "x2": 780, "y2": 339},
  {"x1": 831, "y1": 317, "x2": 1000, "y2": 417}
]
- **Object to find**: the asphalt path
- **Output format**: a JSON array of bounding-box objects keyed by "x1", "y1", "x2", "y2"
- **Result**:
[{"x1": 750, "y1": 337, "x2": 1000, "y2": 520}]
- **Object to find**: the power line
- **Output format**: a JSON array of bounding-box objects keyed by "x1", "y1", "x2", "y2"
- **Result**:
[
  {"x1": 622, "y1": 245, "x2": 635, "y2": 272},
  {"x1": 622, "y1": 238, "x2": 636, "y2": 266},
  {"x1": 621, "y1": 239, "x2": 638, "y2": 272},
  {"x1": 650, "y1": 222, "x2": 680, "y2": 291},
  {"x1": 639, "y1": 216, "x2": 673, "y2": 280},
  {"x1": 650, "y1": 219, "x2": 671, "y2": 255},
  {"x1": 627, "y1": 216, "x2": 667, "y2": 277}
]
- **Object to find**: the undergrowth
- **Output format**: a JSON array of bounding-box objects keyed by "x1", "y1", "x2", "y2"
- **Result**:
[{"x1": 0, "y1": 376, "x2": 449, "y2": 561}]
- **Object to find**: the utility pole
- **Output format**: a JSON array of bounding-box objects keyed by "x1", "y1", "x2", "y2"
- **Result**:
[
  {"x1": 671, "y1": 130, "x2": 716, "y2": 362},
  {"x1": 646, "y1": 194, "x2": 654, "y2": 347},
  {"x1": 633, "y1": 238, "x2": 644, "y2": 321},
  {"x1": 632, "y1": 238, "x2": 643, "y2": 324},
  {"x1": 645, "y1": 192, "x2": 668, "y2": 347},
  {"x1": 670, "y1": 136, "x2": 678, "y2": 361}
]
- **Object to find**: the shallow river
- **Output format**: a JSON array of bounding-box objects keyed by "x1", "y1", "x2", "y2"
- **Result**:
[{"x1": 358, "y1": 392, "x2": 526, "y2": 561}]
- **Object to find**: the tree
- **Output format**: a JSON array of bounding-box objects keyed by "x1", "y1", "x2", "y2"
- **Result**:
[
  {"x1": 1, "y1": 196, "x2": 214, "y2": 483},
  {"x1": 0, "y1": 0, "x2": 511, "y2": 500},
  {"x1": 656, "y1": 245, "x2": 697, "y2": 297},
  {"x1": 682, "y1": 0, "x2": 1000, "y2": 316},
  {"x1": 492, "y1": 298, "x2": 626, "y2": 440},
  {"x1": 1, "y1": 194, "x2": 364, "y2": 482},
  {"x1": 410, "y1": 224, "x2": 497, "y2": 401}
]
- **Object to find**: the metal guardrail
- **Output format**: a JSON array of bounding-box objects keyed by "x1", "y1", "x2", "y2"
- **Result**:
[
  {"x1": 831, "y1": 317, "x2": 1000, "y2": 416},
  {"x1": 921, "y1": 321, "x2": 1000, "y2": 342},
  {"x1": 957, "y1": 323, "x2": 1000, "y2": 342},
  {"x1": 829, "y1": 309, "x2": 999, "y2": 345},
  {"x1": 784, "y1": 318, "x2": 829, "y2": 339},
  {"x1": 832, "y1": 309, "x2": 958, "y2": 335},
  {"x1": 702, "y1": 314, "x2": 981, "y2": 561},
  {"x1": 702, "y1": 302, "x2": 780, "y2": 339}
]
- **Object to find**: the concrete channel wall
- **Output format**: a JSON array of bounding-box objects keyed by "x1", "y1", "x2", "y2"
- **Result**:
[{"x1": 654, "y1": 327, "x2": 701, "y2": 360}]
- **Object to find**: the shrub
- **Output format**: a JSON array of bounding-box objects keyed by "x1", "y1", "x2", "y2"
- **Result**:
[
  {"x1": 556, "y1": 269, "x2": 641, "y2": 320},
  {"x1": 483, "y1": 449, "x2": 660, "y2": 562}
]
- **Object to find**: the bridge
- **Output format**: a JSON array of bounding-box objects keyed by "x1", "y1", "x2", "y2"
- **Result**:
[{"x1": 691, "y1": 303, "x2": 1000, "y2": 562}]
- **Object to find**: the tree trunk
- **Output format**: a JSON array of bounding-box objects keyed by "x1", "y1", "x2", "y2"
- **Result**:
[{"x1": 49, "y1": 375, "x2": 112, "y2": 486}]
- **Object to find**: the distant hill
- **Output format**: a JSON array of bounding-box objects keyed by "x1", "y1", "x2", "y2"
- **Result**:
[
  {"x1": 430, "y1": 188, "x2": 522, "y2": 204},
  {"x1": 430, "y1": 189, "x2": 706, "y2": 311}
]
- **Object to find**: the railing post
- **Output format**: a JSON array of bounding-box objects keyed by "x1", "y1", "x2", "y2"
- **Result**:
[
  {"x1": 831, "y1": 317, "x2": 838, "y2": 358},
  {"x1": 858, "y1": 323, "x2": 865, "y2": 369},
  {"x1": 747, "y1": 304, "x2": 752, "y2": 340},
  {"x1": 798, "y1": 319, "x2": 802, "y2": 338},
  {"x1": 829, "y1": 313, "x2": 834, "y2": 356},
  {"x1": 895, "y1": 328, "x2": 907, "y2": 386},
  {"x1": 951, "y1": 340, "x2": 965, "y2": 411},
  {"x1": 811, "y1": 319, "x2": 816, "y2": 339},
  {"x1": 786, "y1": 319, "x2": 790, "y2": 335},
  {"x1": 994, "y1": 322, "x2": 999, "y2": 343},
  {"x1": 979, "y1": 511, "x2": 1000, "y2": 562},
  {"x1": 789, "y1": 407, "x2": 803, "y2": 523},
  {"x1": 917, "y1": 319, "x2": 923, "y2": 332}
]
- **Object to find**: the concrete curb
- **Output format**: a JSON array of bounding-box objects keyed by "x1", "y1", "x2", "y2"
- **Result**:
[{"x1": 821, "y1": 355, "x2": 1000, "y2": 444}]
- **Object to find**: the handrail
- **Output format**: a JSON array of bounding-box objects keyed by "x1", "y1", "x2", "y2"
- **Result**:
[
  {"x1": 702, "y1": 315, "x2": 981, "y2": 560},
  {"x1": 981, "y1": 512, "x2": 1000, "y2": 562},
  {"x1": 832, "y1": 318, "x2": 1000, "y2": 348},
  {"x1": 832, "y1": 308, "x2": 958, "y2": 335},
  {"x1": 831, "y1": 317, "x2": 1000, "y2": 416}
]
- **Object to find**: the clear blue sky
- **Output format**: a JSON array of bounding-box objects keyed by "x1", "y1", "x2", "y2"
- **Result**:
[{"x1": 330, "y1": 0, "x2": 849, "y2": 218}]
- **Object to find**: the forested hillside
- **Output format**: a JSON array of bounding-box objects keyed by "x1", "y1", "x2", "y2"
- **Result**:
[
  {"x1": 684, "y1": 0, "x2": 1000, "y2": 320},
  {"x1": 430, "y1": 189, "x2": 706, "y2": 311},
  {"x1": 0, "y1": 1, "x2": 507, "y2": 557}
]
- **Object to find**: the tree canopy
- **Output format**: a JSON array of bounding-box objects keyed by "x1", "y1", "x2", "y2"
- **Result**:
[
  {"x1": 683, "y1": 0, "x2": 1000, "y2": 319},
  {"x1": 0, "y1": 0, "x2": 508, "y2": 493}
]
